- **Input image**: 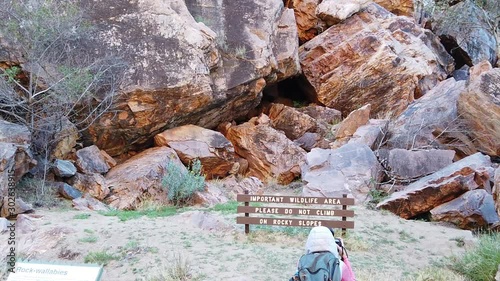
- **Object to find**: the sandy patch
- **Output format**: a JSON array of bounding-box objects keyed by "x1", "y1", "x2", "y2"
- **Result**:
[{"x1": 0, "y1": 200, "x2": 475, "y2": 281}]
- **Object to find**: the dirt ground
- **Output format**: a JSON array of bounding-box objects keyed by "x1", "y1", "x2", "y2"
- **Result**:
[{"x1": 0, "y1": 191, "x2": 476, "y2": 281}]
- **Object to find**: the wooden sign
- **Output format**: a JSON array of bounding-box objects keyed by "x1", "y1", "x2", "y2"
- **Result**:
[
  {"x1": 7, "y1": 261, "x2": 103, "y2": 281},
  {"x1": 236, "y1": 193, "x2": 355, "y2": 234},
  {"x1": 236, "y1": 194, "x2": 355, "y2": 205},
  {"x1": 236, "y1": 217, "x2": 355, "y2": 228},
  {"x1": 237, "y1": 206, "x2": 354, "y2": 217}
]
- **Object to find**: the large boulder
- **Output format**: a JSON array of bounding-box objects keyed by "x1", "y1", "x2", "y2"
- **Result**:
[
  {"x1": 494, "y1": 167, "x2": 500, "y2": 217},
  {"x1": 69, "y1": 173, "x2": 110, "y2": 201},
  {"x1": 52, "y1": 159, "x2": 77, "y2": 178},
  {"x1": 285, "y1": 0, "x2": 321, "y2": 44},
  {"x1": 297, "y1": 104, "x2": 342, "y2": 141},
  {"x1": 223, "y1": 114, "x2": 306, "y2": 184},
  {"x1": 293, "y1": 132, "x2": 330, "y2": 152},
  {"x1": 430, "y1": 189, "x2": 499, "y2": 230},
  {"x1": 154, "y1": 125, "x2": 237, "y2": 179},
  {"x1": 387, "y1": 78, "x2": 476, "y2": 158},
  {"x1": 268, "y1": 103, "x2": 317, "y2": 140},
  {"x1": 192, "y1": 182, "x2": 228, "y2": 207},
  {"x1": 297, "y1": 104, "x2": 342, "y2": 125},
  {"x1": 0, "y1": 197, "x2": 33, "y2": 218},
  {"x1": 348, "y1": 119, "x2": 389, "y2": 149},
  {"x1": 75, "y1": 145, "x2": 112, "y2": 175},
  {"x1": 377, "y1": 153, "x2": 493, "y2": 219},
  {"x1": 84, "y1": 0, "x2": 300, "y2": 156},
  {"x1": 50, "y1": 117, "x2": 79, "y2": 160},
  {"x1": 335, "y1": 104, "x2": 371, "y2": 139},
  {"x1": 286, "y1": 0, "x2": 413, "y2": 45},
  {"x1": 430, "y1": 0, "x2": 497, "y2": 66},
  {"x1": 0, "y1": 120, "x2": 30, "y2": 145},
  {"x1": 457, "y1": 66, "x2": 500, "y2": 157},
  {"x1": 56, "y1": 182, "x2": 82, "y2": 200},
  {"x1": 299, "y1": 3, "x2": 453, "y2": 118},
  {"x1": 273, "y1": 8, "x2": 302, "y2": 81},
  {"x1": 0, "y1": 124, "x2": 35, "y2": 181},
  {"x1": 104, "y1": 147, "x2": 187, "y2": 210},
  {"x1": 0, "y1": 143, "x2": 22, "y2": 196},
  {"x1": 73, "y1": 193, "x2": 110, "y2": 211},
  {"x1": 301, "y1": 143, "x2": 383, "y2": 201},
  {"x1": 0, "y1": 121, "x2": 36, "y2": 198},
  {"x1": 193, "y1": 176, "x2": 263, "y2": 206},
  {"x1": 316, "y1": 0, "x2": 371, "y2": 26},
  {"x1": 380, "y1": 149, "x2": 456, "y2": 180},
  {"x1": 373, "y1": 0, "x2": 414, "y2": 17}
]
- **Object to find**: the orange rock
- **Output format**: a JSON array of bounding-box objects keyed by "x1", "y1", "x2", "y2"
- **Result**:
[
  {"x1": 224, "y1": 115, "x2": 306, "y2": 184},
  {"x1": 378, "y1": 153, "x2": 493, "y2": 219},
  {"x1": 105, "y1": 147, "x2": 185, "y2": 210},
  {"x1": 299, "y1": 3, "x2": 453, "y2": 118},
  {"x1": 268, "y1": 103, "x2": 317, "y2": 140},
  {"x1": 335, "y1": 104, "x2": 371, "y2": 139},
  {"x1": 154, "y1": 125, "x2": 237, "y2": 179},
  {"x1": 286, "y1": 0, "x2": 322, "y2": 44},
  {"x1": 458, "y1": 67, "x2": 500, "y2": 157}
]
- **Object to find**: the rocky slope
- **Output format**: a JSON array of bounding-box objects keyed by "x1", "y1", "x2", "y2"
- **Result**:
[{"x1": 0, "y1": 0, "x2": 499, "y2": 232}]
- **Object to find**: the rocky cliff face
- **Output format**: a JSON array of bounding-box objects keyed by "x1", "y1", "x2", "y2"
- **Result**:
[
  {"x1": 81, "y1": 0, "x2": 300, "y2": 156},
  {"x1": 1, "y1": 0, "x2": 500, "y2": 231}
]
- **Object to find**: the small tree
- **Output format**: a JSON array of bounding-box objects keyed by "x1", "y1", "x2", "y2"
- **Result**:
[
  {"x1": 0, "y1": 0, "x2": 126, "y2": 178},
  {"x1": 162, "y1": 159, "x2": 206, "y2": 206},
  {"x1": 0, "y1": 0, "x2": 126, "y2": 148},
  {"x1": 0, "y1": 0, "x2": 126, "y2": 200}
]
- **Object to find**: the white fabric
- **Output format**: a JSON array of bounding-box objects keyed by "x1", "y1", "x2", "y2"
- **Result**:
[
  {"x1": 304, "y1": 226, "x2": 341, "y2": 259},
  {"x1": 304, "y1": 226, "x2": 343, "y2": 277}
]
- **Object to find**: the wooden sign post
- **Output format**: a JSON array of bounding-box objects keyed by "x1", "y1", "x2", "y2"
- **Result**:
[{"x1": 236, "y1": 192, "x2": 355, "y2": 234}]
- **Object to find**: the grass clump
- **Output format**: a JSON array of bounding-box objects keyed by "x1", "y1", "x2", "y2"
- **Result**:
[
  {"x1": 162, "y1": 159, "x2": 205, "y2": 206},
  {"x1": 409, "y1": 266, "x2": 468, "y2": 281},
  {"x1": 144, "y1": 253, "x2": 203, "y2": 281},
  {"x1": 342, "y1": 232, "x2": 371, "y2": 251},
  {"x1": 73, "y1": 213, "x2": 91, "y2": 219},
  {"x1": 84, "y1": 250, "x2": 119, "y2": 265},
  {"x1": 99, "y1": 206, "x2": 178, "y2": 222},
  {"x1": 78, "y1": 236, "x2": 98, "y2": 243},
  {"x1": 449, "y1": 231, "x2": 500, "y2": 281},
  {"x1": 210, "y1": 201, "x2": 238, "y2": 213}
]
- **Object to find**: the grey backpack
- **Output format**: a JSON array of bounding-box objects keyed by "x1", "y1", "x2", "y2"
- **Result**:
[{"x1": 297, "y1": 251, "x2": 341, "y2": 281}]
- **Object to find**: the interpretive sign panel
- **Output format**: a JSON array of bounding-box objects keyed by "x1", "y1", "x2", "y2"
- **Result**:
[{"x1": 7, "y1": 261, "x2": 103, "y2": 281}]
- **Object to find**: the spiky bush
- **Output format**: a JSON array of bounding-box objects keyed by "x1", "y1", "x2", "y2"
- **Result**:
[{"x1": 162, "y1": 159, "x2": 205, "y2": 206}]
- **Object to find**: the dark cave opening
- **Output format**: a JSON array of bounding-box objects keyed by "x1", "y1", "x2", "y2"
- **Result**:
[
  {"x1": 241, "y1": 75, "x2": 319, "y2": 122},
  {"x1": 439, "y1": 35, "x2": 472, "y2": 70}
]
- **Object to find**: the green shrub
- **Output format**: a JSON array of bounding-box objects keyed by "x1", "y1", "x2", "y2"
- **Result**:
[
  {"x1": 162, "y1": 159, "x2": 205, "y2": 206},
  {"x1": 450, "y1": 232, "x2": 500, "y2": 281},
  {"x1": 84, "y1": 251, "x2": 119, "y2": 265}
]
